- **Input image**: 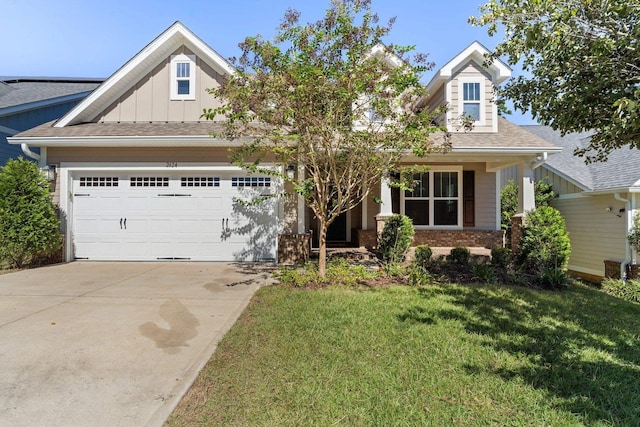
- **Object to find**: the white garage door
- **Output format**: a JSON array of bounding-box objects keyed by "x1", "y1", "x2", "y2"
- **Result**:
[{"x1": 71, "y1": 172, "x2": 278, "y2": 261}]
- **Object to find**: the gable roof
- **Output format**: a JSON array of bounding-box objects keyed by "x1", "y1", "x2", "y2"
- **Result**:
[
  {"x1": 523, "y1": 125, "x2": 640, "y2": 191},
  {"x1": 0, "y1": 77, "x2": 102, "y2": 114},
  {"x1": 54, "y1": 21, "x2": 235, "y2": 128},
  {"x1": 425, "y1": 41, "x2": 511, "y2": 95}
]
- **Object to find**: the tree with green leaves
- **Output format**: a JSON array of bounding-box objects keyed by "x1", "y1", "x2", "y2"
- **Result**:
[
  {"x1": 471, "y1": 1, "x2": 640, "y2": 162},
  {"x1": 204, "y1": 0, "x2": 447, "y2": 276},
  {"x1": 0, "y1": 158, "x2": 61, "y2": 268}
]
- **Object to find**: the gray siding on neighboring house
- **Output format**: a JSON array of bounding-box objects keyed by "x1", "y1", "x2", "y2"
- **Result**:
[
  {"x1": 500, "y1": 164, "x2": 582, "y2": 196},
  {"x1": 552, "y1": 195, "x2": 628, "y2": 277},
  {"x1": 1, "y1": 99, "x2": 85, "y2": 163}
]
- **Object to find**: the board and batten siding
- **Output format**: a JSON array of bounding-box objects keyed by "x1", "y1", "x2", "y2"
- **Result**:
[
  {"x1": 552, "y1": 195, "x2": 627, "y2": 277},
  {"x1": 449, "y1": 62, "x2": 494, "y2": 133},
  {"x1": 500, "y1": 165, "x2": 583, "y2": 196},
  {"x1": 97, "y1": 47, "x2": 225, "y2": 123}
]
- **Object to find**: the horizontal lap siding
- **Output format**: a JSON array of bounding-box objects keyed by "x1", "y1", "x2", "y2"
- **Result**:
[
  {"x1": 468, "y1": 163, "x2": 497, "y2": 229},
  {"x1": 47, "y1": 147, "x2": 232, "y2": 164},
  {"x1": 450, "y1": 62, "x2": 494, "y2": 132},
  {"x1": 552, "y1": 195, "x2": 627, "y2": 276}
]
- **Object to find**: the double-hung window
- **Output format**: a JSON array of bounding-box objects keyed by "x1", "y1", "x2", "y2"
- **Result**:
[
  {"x1": 461, "y1": 81, "x2": 482, "y2": 122},
  {"x1": 170, "y1": 54, "x2": 196, "y2": 100},
  {"x1": 402, "y1": 168, "x2": 462, "y2": 227}
]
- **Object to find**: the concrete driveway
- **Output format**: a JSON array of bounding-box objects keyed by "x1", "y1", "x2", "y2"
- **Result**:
[{"x1": 0, "y1": 262, "x2": 272, "y2": 427}]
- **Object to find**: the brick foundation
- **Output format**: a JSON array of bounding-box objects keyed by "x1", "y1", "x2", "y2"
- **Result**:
[
  {"x1": 355, "y1": 229, "x2": 377, "y2": 249},
  {"x1": 277, "y1": 233, "x2": 311, "y2": 264},
  {"x1": 604, "y1": 260, "x2": 640, "y2": 280},
  {"x1": 412, "y1": 230, "x2": 504, "y2": 248},
  {"x1": 355, "y1": 228, "x2": 504, "y2": 250}
]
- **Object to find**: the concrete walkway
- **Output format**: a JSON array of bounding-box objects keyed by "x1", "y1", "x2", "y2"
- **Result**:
[{"x1": 0, "y1": 262, "x2": 272, "y2": 427}]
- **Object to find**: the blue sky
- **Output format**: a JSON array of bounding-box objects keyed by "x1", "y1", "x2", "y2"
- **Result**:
[{"x1": 3, "y1": 0, "x2": 533, "y2": 124}]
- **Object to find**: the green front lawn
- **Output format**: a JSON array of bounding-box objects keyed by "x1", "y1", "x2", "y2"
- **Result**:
[{"x1": 167, "y1": 282, "x2": 640, "y2": 426}]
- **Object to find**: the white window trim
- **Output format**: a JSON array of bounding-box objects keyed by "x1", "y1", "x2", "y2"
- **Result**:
[
  {"x1": 170, "y1": 54, "x2": 196, "y2": 100},
  {"x1": 400, "y1": 165, "x2": 463, "y2": 229},
  {"x1": 458, "y1": 77, "x2": 485, "y2": 126}
]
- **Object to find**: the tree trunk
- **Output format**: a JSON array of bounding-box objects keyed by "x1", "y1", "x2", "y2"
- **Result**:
[{"x1": 318, "y1": 220, "x2": 328, "y2": 277}]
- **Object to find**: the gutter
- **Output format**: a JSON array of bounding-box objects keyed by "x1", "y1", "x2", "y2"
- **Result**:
[{"x1": 615, "y1": 193, "x2": 631, "y2": 281}]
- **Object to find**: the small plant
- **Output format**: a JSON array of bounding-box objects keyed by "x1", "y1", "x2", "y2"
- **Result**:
[
  {"x1": 0, "y1": 158, "x2": 62, "y2": 268},
  {"x1": 471, "y1": 262, "x2": 496, "y2": 284},
  {"x1": 491, "y1": 246, "x2": 513, "y2": 269},
  {"x1": 276, "y1": 258, "x2": 378, "y2": 288},
  {"x1": 382, "y1": 262, "x2": 405, "y2": 278},
  {"x1": 447, "y1": 246, "x2": 470, "y2": 267},
  {"x1": 407, "y1": 264, "x2": 434, "y2": 286},
  {"x1": 413, "y1": 244, "x2": 432, "y2": 269},
  {"x1": 539, "y1": 268, "x2": 569, "y2": 289},
  {"x1": 378, "y1": 215, "x2": 414, "y2": 264},
  {"x1": 601, "y1": 278, "x2": 640, "y2": 303}
]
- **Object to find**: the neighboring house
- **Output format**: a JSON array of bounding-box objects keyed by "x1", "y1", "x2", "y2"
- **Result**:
[
  {"x1": 9, "y1": 22, "x2": 559, "y2": 263},
  {"x1": 503, "y1": 126, "x2": 640, "y2": 282},
  {"x1": 0, "y1": 77, "x2": 102, "y2": 164}
]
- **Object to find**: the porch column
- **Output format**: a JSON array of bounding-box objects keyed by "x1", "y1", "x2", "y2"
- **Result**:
[
  {"x1": 375, "y1": 176, "x2": 394, "y2": 235},
  {"x1": 512, "y1": 161, "x2": 536, "y2": 252}
]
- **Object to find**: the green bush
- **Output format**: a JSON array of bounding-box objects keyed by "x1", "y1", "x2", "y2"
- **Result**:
[
  {"x1": 0, "y1": 158, "x2": 61, "y2": 268},
  {"x1": 471, "y1": 262, "x2": 496, "y2": 284},
  {"x1": 518, "y1": 206, "x2": 571, "y2": 287},
  {"x1": 491, "y1": 246, "x2": 513, "y2": 269},
  {"x1": 413, "y1": 244, "x2": 432, "y2": 268},
  {"x1": 378, "y1": 214, "x2": 414, "y2": 264},
  {"x1": 501, "y1": 178, "x2": 555, "y2": 248},
  {"x1": 408, "y1": 264, "x2": 435, "y2": 286},
  {"x1": 628, "y1": 212, "x2": 640, "y2": 254},
  {"x1": 447, "y1": 246, "x2": 470, "y2": 267},
  {"x1": 601, "y1": 278, "x2": 640, "y2": 303}
]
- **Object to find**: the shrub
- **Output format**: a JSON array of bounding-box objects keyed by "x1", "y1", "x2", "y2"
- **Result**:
[
  {"x1": 447, "y1": 246, "x2": 470, "y2": 267},
  {"x1": 601, "y1": 278, "x2": 640, "y2": 303},
  {"x1": 628, "y1": 212, "x2": 640, "y2": 254},
  {"x1": 0, "y1": 158, "x2": 62, "y2": 268},
  {"x1": 413, "y1": 245, "x2": 432, "y2": 269},
  {"x1": 471, "y1": 262, "x2": 496, "y2": 284},
  {"x1": 408, "y1": 264, "x2": 434, "y2": 286},
  {"x1": 491, "y1": 246, "x2": 513, "y2": 269},
  {"x1": 501, "y1": 178, "x2": 555, "y2": 248},
  {"x1": 378, "y1": 214, "x2": 414, "y2": 264},
  {"x1": 518, "y1": 206, "x2": 571, "y2": 287}
]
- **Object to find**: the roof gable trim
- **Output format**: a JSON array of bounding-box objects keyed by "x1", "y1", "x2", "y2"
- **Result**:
[{"x1": 54, "y1": 21, "x2": 235, "y2": 128}]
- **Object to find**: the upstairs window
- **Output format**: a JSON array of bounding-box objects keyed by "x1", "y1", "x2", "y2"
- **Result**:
[
  {"x1": 170, "y1": 54, "x2": 196, "y2": 100},
  {"x1": 462, "y1": 82, "x2": 481, "y2": 121}
]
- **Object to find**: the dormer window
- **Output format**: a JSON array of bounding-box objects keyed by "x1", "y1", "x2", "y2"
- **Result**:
[
  {"x1": 462, "y1": 82, "x2": 481, "y2": 121},
  {"x1": 170, "y1": 54, "x2": 196, "y2": 100}
]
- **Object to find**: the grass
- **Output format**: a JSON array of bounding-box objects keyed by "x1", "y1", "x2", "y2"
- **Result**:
[{"x1": 166, "y1": 282, "x2": 640, "y2": 426}]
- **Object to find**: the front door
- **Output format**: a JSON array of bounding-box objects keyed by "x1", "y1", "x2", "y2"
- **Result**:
[{"x1": 326, "y1": 211, "x2": 347, "y2": 242}]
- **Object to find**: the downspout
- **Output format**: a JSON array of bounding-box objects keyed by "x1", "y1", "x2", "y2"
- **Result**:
[
  {"x1": 21, "y1": 143, "x2": 40, "y2": 161},
  {"x1": 615, "y1": 192, "x2": 631, "y2": 281}
]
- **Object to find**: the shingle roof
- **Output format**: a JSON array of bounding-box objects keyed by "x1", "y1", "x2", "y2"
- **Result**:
[
  {"x1": 523, "y1": 125, "x2": 640, "y2": 191},
  {"x1": 15, "y1": 120, "x2": 228, "y2": 138},
  {"x1": 0, "y1": 78, "x2": 102, "y2": 109},
  {"x1": 14, "y1": 116, "x2": 559, "y2": 151}
]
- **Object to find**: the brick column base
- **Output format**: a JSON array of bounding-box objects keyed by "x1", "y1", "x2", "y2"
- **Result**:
[
  {"x1": 277, "y1": 233, "x2": 311, "y2": 264},
  {"x1": 511, "y1": 214, "x2": 525, "y2": 254}
]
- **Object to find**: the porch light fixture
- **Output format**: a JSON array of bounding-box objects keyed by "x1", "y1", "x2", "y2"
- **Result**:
[
  {"x1": 41, "y1": 164, "x2": 56, "y2": 182},
  {"x1": 286, "y1": 164, "x2": 296, "y2": 179}
]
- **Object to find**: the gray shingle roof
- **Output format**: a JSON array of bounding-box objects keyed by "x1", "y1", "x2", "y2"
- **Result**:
[
  {"x1": 523, "y1": 125, "x2": 640, "y2": 191},
  {"x1": 15, "y1": 116, "x2": 559, "y2": 151},
  {"x1": 0, "y1": 78, "x2": 102, "y2": 109}
]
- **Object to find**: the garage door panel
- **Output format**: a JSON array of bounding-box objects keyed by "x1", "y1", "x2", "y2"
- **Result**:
[{"x1": 72, "y1": 172, "x2": 278, "y2": 261}]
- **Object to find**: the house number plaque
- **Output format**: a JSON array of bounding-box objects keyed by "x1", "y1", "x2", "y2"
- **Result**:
[{"x1": 166, "y1": 162, "x2": 178, "y2": 168}]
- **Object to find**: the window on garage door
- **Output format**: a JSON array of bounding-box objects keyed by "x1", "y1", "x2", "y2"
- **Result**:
[{"x1": 129, "y1": 177, "x2": 169, "y2": 187}]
